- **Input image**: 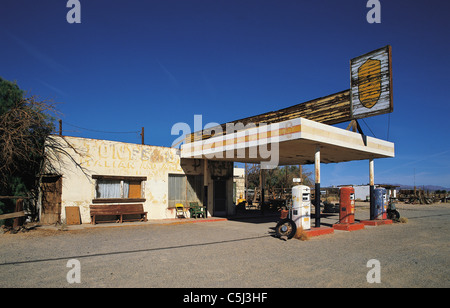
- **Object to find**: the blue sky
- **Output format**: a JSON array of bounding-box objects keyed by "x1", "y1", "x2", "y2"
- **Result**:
[{"x1": 1, "y1": 0, "x2": 449, "y2": 188}]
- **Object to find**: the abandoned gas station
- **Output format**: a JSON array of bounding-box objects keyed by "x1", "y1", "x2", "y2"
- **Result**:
[{"x1": 40, "y1": 46, "x2": 395, "y2": 236}]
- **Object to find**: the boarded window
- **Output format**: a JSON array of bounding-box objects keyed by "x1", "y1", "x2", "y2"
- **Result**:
[
  {"x1": 168, "y1": 174, "x2": 203, "y2": 208},
  {"x1": 187, "y1": 175, "x2": 203, "y2": 206},
  {"x1": 128, "y1": 181, "x2": 142, "y2": 199},
  {"x1": 168, "y1": 175, "x2": 185, "y2": 208}
]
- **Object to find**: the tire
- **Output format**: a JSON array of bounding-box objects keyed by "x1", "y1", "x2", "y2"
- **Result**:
[
  {"x1": 388, "y1": 209, "x2": 400, "y2": 221},
  {"x1": 275, "y1": 218, "x2": 297, "y2": 239},
  {"x1": 392, "y1": 210, "x2": 400, "y2": 220}
]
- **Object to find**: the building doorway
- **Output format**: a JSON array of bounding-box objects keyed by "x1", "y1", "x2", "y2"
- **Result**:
[
  {"x1": 40, "y1": 175, "x2": 62, "y2": 224},
  {"x1": 213, "y1": 179, "x2": 227, "y2": 217}
]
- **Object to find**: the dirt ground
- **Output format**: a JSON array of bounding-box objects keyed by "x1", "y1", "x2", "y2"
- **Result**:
[{"x1": 0, "y1": 202, "x2": 449, "y2": 288}]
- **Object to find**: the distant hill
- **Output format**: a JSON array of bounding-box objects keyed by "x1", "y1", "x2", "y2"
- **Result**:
[
  {"x1": 392, "y1": 184, "x2": 450, "y2": 191},
  {"x1": 327, "y1": 184, "x2": 449, "y2": 191}
]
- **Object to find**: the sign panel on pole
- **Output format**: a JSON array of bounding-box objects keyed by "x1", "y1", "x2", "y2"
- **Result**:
[{"x1": 350, "y1": 45, "x2": 393, "y2": 119}]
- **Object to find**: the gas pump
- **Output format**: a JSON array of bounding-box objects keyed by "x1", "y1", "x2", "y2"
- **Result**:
[
  {"x1": 275, "y1": 185, "x2": 311, "y2": 239},
  {"x1": 382, "y1": 190, "x2": 388, "y2": 220},
  {"x1": 338, "y1": 187, "x2": 355, "y2": 224},
  {"x1": 333, "y1": 186, "x2": 365, "y2": 231},
  {"x1": 292, "y1": 185, "x2": 311, "y2": 230},
  {"x1": 373, "y1": 188, "x2": 386, "y2": 220}
]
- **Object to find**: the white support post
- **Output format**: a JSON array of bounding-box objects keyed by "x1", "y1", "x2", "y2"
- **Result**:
[
  {"x1": 369, "y1": 158, "x2": 375, "y2": 220},
  {"x1": 315, "y1": 145, "x2": 321, "y2": 227}
]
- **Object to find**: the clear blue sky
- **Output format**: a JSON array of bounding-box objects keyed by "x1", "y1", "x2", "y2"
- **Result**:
[{"x1": 1, "y1": 0, "x2": 449, "y2": 188}]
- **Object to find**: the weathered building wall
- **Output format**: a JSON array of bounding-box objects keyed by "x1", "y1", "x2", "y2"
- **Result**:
[
  {"x1": 44, "y1": 135, "x2": 212, "y2": 223},
  {"x1": 350, "y1": 185, "x2": 370, "y2": 201}
]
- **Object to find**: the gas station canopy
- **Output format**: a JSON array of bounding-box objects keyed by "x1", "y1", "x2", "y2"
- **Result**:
[{"x1": 180, "y1": 116, "x2": 394, "y2": 166}]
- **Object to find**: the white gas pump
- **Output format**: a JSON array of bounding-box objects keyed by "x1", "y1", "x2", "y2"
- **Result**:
[
  {"x1": 275, "y1": 185, "x2": 311, "y2": 239},
  {"x1": 292, "y1": 185, "x2": 311, "y2": 230}
]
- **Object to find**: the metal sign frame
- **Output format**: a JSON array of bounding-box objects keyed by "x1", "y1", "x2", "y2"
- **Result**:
[{"x1": 350, "y1": 45, "x2": 393, "y2": 119}]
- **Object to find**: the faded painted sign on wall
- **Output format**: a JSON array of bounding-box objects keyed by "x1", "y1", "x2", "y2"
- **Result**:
[{"x1": 75, "y1": 139, "x2": 181, "y2": 177}]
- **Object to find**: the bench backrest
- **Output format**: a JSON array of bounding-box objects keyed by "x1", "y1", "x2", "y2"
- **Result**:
[
  {"x1": 189, "y1": 202, "x2": 205, "y2": 213},
  {"x1": 90, "y1": 204, "x2": 144, "y2": 215}
]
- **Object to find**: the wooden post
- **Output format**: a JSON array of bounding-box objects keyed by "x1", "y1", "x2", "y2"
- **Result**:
[
  {"x1": 245, "y1": 163, "x2": 248, "y2": 200},
  {"x1": 315, "y1": 146, "x2": 321, "y2": 227},
  {"x1": 285, "y1": 165, "x2": 288, "y2": 194},
  {"x1": 13, "y1": 199, "x2": 24, "y2": 228},
  {"x1": 261, "y1": 168, "x2": 265, "y2": 215},
  {"x1": 59, "y1": 119, "x2": 62, "y2": 136},
  {"x1": 140, "y1": 127, "x2": 145, "y2": 145}
]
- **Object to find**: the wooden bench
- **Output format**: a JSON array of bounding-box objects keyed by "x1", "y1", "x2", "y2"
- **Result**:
[
  {"x1": 90, "y1": 204, "x2": 147, "y2": 224},
  {"x1": 189, "y1": 202, "x2": 206, "y2": 218}
]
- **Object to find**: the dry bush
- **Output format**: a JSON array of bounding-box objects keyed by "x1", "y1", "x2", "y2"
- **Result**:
[
  {"x1": 398, "y1": 217, "x2": 408, "y2": 223},
  {"x1": 0, "y1": 95, "x2": 58, "y2": 190},
  {"x1": 294, "y1": 226, "x2": 309, "y2": 241}
]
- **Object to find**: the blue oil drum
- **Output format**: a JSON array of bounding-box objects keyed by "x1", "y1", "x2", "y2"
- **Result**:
[{"x1": 373, "y1": 188, "x2": 386, "y2": 219}]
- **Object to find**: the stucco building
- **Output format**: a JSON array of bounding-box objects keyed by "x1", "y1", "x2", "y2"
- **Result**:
[{"x1": 40, "y1": 135, "x2": 234, "y2": 224}]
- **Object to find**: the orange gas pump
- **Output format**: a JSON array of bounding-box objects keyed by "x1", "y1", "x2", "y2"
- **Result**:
[
  {"x1": 333, "y1": 187, "x2": 364, "y2": 231},
  {"x1": 339, "y1": 187, "x2": 355, "y2": 224}
]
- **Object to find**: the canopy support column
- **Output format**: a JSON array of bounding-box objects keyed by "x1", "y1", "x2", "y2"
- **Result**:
[
  {"x1": 369, "y1": 159, "x2": 375, "y2": 220},
  {"x1": 204, "y1": 159, "x2": 209, "y2": 218},
  {"x1": 315, "y1": 145, "x2": 321, "y2": 228}
]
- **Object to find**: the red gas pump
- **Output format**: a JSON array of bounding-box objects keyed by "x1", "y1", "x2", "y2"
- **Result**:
[
  {"x1": 339, "y1": 187, "x2": 355, "y2": 224},
  {"x1": 333, "y1": 187, "x2": 364, "y2": 231}
]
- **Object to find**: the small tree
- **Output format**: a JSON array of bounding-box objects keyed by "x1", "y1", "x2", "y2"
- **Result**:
[
  {"x1": 246, "y1": 164, "x2": 313, "y2": 199},
  {"x1": 0, "y1": 77, "x2": 58, "y2": 217}
]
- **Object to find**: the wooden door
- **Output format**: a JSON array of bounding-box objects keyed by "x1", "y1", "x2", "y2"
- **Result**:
[{"x1": 41, "y1": 176, "x2": 62, "y2": 224}]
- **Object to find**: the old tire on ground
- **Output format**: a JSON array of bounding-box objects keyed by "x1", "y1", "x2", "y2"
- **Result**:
[
  {"x1": 275, "y1": 218, "x2": 297, "y2": 239},
  {"x1": 388, "y1": 209, "x2": 400, "y2": 221}
]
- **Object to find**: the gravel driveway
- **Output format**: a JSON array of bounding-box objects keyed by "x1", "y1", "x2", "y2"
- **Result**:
[{"x1": 1, "y1": 202, "x2": 449, "y2": 288}]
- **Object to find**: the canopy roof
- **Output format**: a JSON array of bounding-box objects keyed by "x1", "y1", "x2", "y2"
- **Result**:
[{"x1": 181, "y1": 117, "x2": 394, "y2": 166}]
